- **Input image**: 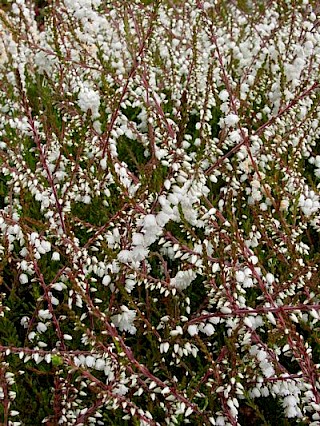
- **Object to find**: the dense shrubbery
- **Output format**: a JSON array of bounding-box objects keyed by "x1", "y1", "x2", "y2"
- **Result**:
[{"x1": 0, "y1": 0, "x2": 320, "y2": 424}]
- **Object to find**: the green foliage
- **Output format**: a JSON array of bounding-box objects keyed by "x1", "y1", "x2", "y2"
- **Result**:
[
  {"x1": 0, "y1": 317, "x2": 20, "y2": 347},
  {"x1": 12, "y1": 368, "x2": 54, "y2": 426},
  {"x1": 0, "y1": 174, "x2": 10, "y2": 209},
  {"x1": 117, "y1": 135, "x2": 148, "y2": 176}
]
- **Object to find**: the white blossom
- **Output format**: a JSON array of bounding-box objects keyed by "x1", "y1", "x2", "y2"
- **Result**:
[
  {"x1": 78, "y1": 87, "x2": 100, "y2": 119},
  {"x1": 111, "y1": 306, "x2": 137, "y2": 334},
  {"x1": 51, "y1": 251, "x2": 60, "y2": 261},
  {"x1": 19, "y1": 273, "x2": 28, "y2": 284},
  {"x1": 224, "y1": 113, "x2": 239, "y2": 127},
  {"x1": 187, "y1": 324, "x2": 198, "y2": 336}
]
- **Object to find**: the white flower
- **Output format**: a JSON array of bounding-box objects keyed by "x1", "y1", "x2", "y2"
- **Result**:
[
  {"x1": 156, "y1": 211, "x2": 171, "y2": 227},
  {"x1": 40, "y1": 240, "x2": 51, "y2": 253},
  {"x1": 216, "y1": 416, "x2": 226, "y2": 426},
  {"x1": 51, "y1": 282, "x2": 66, "y2": 291},
  {"x1": 160, "y1": 342, "x2": 170, "y2": 353},
  {"x1": 19, "y1": 273, "x2": 28, "y2": 284},
  {"x1": 132, "y1": 233, "x2": 145, "y2": 246},
  {"x1": 50, "y1": 294, "x2": 59, "y2": 305},
  {"x1": 111, "y1": 306, "x2": 137, "y2": 334},
  {"x1": 30, "y1": 232, "x2": 39, "y2": 244},
  {"x1": 170, "y1": 326, "x2": 183, "y2": 336},
  {"x1": 100, "y1": 157, "x2": 107, "y2": 170},
  {"x1": 51, "y1": 251, "x2": 60, "y2": 261},
  {"x1": 102, "y1": 275, "x2": 111, "y2": 286},
  {"x1": 299, "y1": 190, "x2": 320, "y2": 216},
  {"x1": 143, "y1": 214, "x2": 157, "y2": 228},
  {"x1": 85, "y1": 356, "x2": 96, "y2": 368},
  {"x1": 20, "y1": 316, "x2": 29, "y2": 328},
  {"x1": 117, "y1": 250, "x2": 132, "y2": 263},
  {"x1": 20, "y1": 260, "x2": 29, "y2": 271},
  {"x1": 113, "y1": 383, "x2": 128, "y2": 396},
  {"x1": 280, "y1": 199, "x2": 289, "y2": 211},
  {"x1": 235, "y1": 270, "x2": 245, "y2": 283},
  {"x1": 37, "y1": 322, "x2": 47, "y2": 333},
  {"x1": 187, "y1": 324, "x2": 198, "y2": 336},
  {"x1": 224, "y1": 113, "x2": 239, "y2": 127},
  {"x1": 283, "y1": 395, "x2": 301, "y2": 418},
  {"x1": 78, "y1": 87, "x2": 100, "y2": 119},
  {"x1": 185, "y1": 406, "x2": 193, "y2": 417},
  {"x1": 131, "y1": 245, "x2": 149, "y2": 262},
  {"x1": 28, "y1": 332, "x2": 36, "y2": 341},
  {"x1": 243, "y1": 317, "x2": 253, "y2": 328},
  {"x1": 95, "y1": 358, "x2": 105, "y2": 370},
  {"x1": 219, "y1": 89, "x2": 229, "y2": 101},
  {"x1": 63, "y1": 334, "x2": 72, "y2": 340},
  {"x1": 38, "y1": 309, "x2": 52, "y2": 320},
  {"x1": 266, "y1": 273, "x2": 275, "y2": 285},
  {"x1": 260, "y1": 360, "x2": 275, "y2": 378},
  {"x1": 221, "y1": 306, "x2": 232, "y2": 314},
  {"x1": 201, "y1": 323, "x2": 215, "y2": 336},
  {"x1": 170, "y1": 269, "x2": 196, "y2": 291},
  {"x1": 229, "y1": 130, "x2": 242, "y2": 143},
  {"x1": 125, "y1": 278, "x2": 136, "y2": 293}
]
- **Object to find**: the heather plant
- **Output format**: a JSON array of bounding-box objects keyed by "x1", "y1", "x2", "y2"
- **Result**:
[{"x1": 0, "y1": 0, "x2": 319, "y2": 425}]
